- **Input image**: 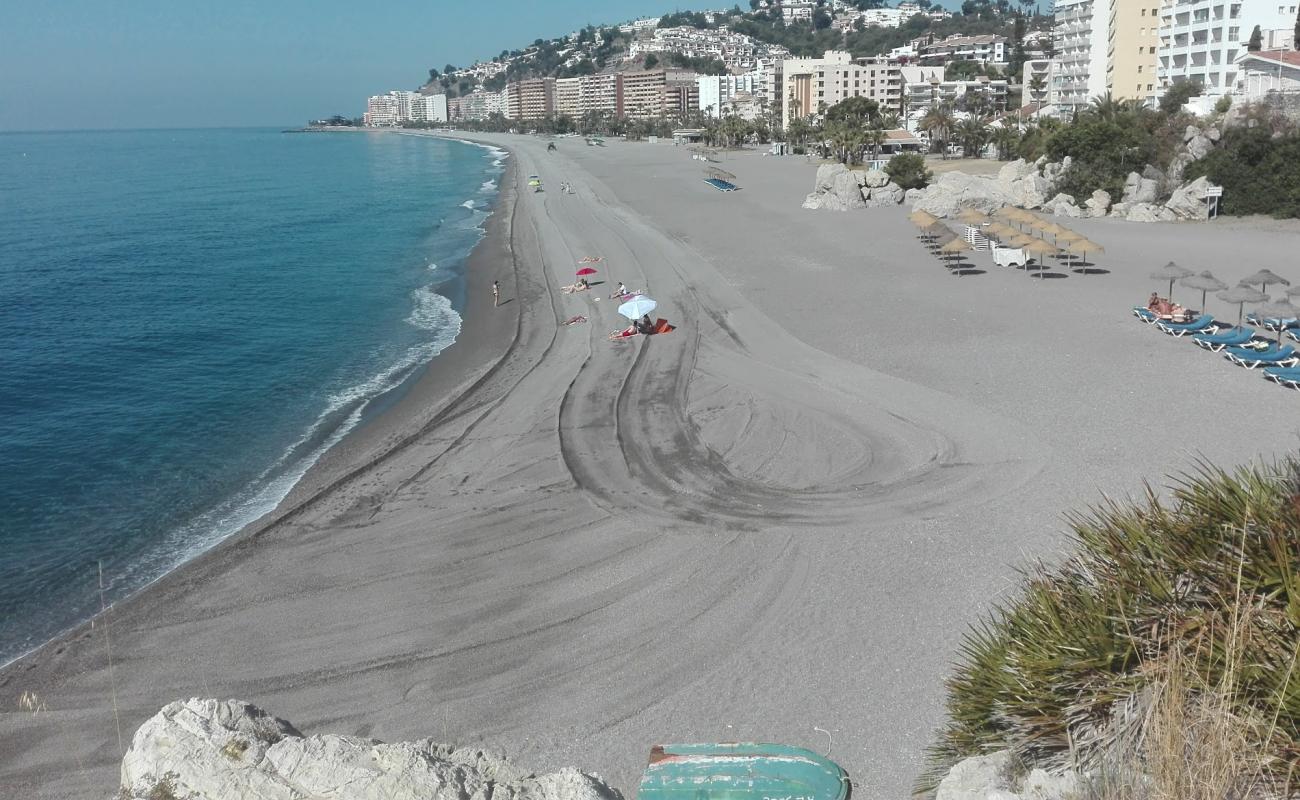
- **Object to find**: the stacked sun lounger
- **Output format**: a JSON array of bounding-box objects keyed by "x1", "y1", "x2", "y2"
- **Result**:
[
  {"x1": 703, "y1": 178, "x2": 738, "y2": 192},
  {"x1": 963, "y1": 225, "x2": 991, "y2": 252}
]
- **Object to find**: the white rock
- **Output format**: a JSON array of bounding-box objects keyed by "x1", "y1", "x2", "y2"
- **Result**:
[
  {"x1": 802, "y1": 192, "x2": 824, "y2": 209},
  {"x1": 936, "y1": 751, "x2": 1015, "y2": 800},
  {"x1": 904, "y1": 186, "x2": 926, "y2": 204},
  {"x1": 1043, "y1": 192, "x2": 1083, "y2": 218},
  {"x1": 1185, "y1": 133, "x2": 1213, "y2": 160},
  {"x1": 815, "y1": 162, "x2": 847, "y2": 192},
  {"x1": 1109, "y1": 201, "x2": 1130, "y2": 218},
  {"x1": 1084, "y1": 189, "x2": 1111, "y2": 218},
  {"x1": 1120, "y1": 171, "x2": 1159, "y2": 205},
  {"x1": 1164, "y1": 175, "x2": 1218, "y2": 220},
  {"x1": 831, "y1": 171, "x2": 867, "y2": 209},
  {"x1": 118, "y1": 699, "x2": 623, "y2": 800},
  {"x1": 1125, "y1": 202, "x2": 1177, "y2": 222},
  {"x1": 862, "y1": 168, "x2": 890, "y2": 188},
  {"x1": 1184, "y1": 124, "x2": 1200, "y2": 143},
  {"x1": 1019, "y1": 767, "x2": 1081, "y2": 800}
]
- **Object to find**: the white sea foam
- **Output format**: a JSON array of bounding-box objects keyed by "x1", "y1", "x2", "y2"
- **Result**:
[
  {"x1": 461, "y1": 199, "x2": 475, "y2": 209},
  {"x1": 480, "y1": 179, "x2": 497, "y2": 192}
]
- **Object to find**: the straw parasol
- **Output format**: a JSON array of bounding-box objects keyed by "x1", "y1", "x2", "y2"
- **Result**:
[
  {"x1": 1253, "y1": 298, "x2": 1300, "y2": 343},
  {"x1": 1021, "y1": 238, "x2": 1060, "y2": 278},
  {"x1": 1179, "y1": 271, "x2": 1228, "y2": 311},
  {"x1": 985, "y1": 222, "x2": 1019, "y2": 240},
  {"x1": 1240, "y1": 269, "x2": 1290, "y2": 293},
  {"x1": 1009, "y1": 233, "x2": 1038, "y2": 248},
  {"x1": 1053, "y1": 229, "x2": 1084, "y2": 243},
  {"x1": 909, "y1": 209, "x2": 938, "y2": 225},
  {"x1": 956, "y1": 208, "x2": 991, "y2": 224},
  {"x1": 938, "y1": 237, "x2": 974, "y2": 273},
  {"x1": 1065, "y1": 238, "x2": 1104, "y2": 271},
  {"x1": 1150, "y1": 261, "x2": 1193, "y2": 298},
  {"x1": 1216, "y1": 284, "x2": 1269, "y2": 327}
]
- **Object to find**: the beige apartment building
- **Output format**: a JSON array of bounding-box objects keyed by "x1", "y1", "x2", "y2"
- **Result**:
[
  {"x1": 616, "y1": 70, "x2": 668, "y2": 118},
  {"x1": 782, "y1": 51, "x2": 902, "y2": 128},
  {"x1": 1106, "y1": 0, "x2": 1160, "y2": 103},
  {"x1": 580, "y1": 74, "x2": 618, "y2": 115},
  {"x1": 503, "y1": 78, "x2": 555, "y2": 120},
  {"x1": 555, "y1": 77, "x2": 582, "y2": 117}
]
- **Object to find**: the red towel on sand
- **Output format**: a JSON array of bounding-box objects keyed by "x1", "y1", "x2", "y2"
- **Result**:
[{"x1": 653, "y1": 318, "x2": 675, "y2": 335}]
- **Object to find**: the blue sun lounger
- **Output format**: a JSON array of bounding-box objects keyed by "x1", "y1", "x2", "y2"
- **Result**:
[
  {"x1": 704, "y1": 178, "x2": 738, "y2": 192},
  {"x1": 1246, "y1": 313, "x2": 1299, "y2": 331},
  {"x1": 1192, "y1": 327, "x2": 1260, "y2": 352},
  {"x1": 1224, "y1": 344, "x2": 1299, "y2": 369},
  {"x1": 1263, "y1": 367, "x2": 1300, "y2": 389},
  {"x1": 1132, "y1": 307, "x2": 1158, "y2": 323},
  {"x1": 1156, "y1": 314, "x2": 1217, "y2": 336}
]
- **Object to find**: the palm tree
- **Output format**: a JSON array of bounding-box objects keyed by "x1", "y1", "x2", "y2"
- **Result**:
[
  {"x1": 786, "y1": 117, "x2": 812, "y2": 149},
  {"x1": 918, "y1": 103, "x2": 956, "y2": 159},
  {"x1": 879, "y1": 112, "x2": 902, "y2": 130},
  {"x1": 826, "y1": 119, "x2": 867, "y2": 165},
  {"x1": 1027, "y1": 74, "x2": 1047, "y2": 110},
  {"x1": 990, "y1": 125, "x2": 1020, "y2": 160},
  {"x1": 866, "y1": 124, "x2": 888, "y2": 164},
  {"x1": 956, "y1": 116, "x2": 990, "y2": 158}
]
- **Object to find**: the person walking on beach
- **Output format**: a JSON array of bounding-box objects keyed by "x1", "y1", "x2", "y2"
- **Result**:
[{"x1": 492, "y1": 280, "x2": 500, "y2": 307}]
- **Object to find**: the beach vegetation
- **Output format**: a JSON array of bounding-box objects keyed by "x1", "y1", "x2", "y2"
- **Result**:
[
  {"x1": 884, "y1": 153, "x2": 932, "y2": 189},
  {"x1": 918, "y1": 458, "x2": 1300, "y2": 797},
  {"x1": 1157, "y1": 81, "x2": 1203, "y2": 116},
  {"x1": 1184, "y1": 125, "x2": 1300, "y2": 218}
]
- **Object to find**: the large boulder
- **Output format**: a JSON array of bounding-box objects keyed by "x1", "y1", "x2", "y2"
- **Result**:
[
  {"x1": 862, "y1": 168, "x2": 890, "y2": 188},
  {"x1": 864, "y1": 181, "x2": 905, "y2": 207},
  {"x1": 815, "y1": 162, "x2": 847, "y2": 192},
  {"x1": 831, "y1": 170, "x2": 867, "y2": 209},
  {"x1": 1044, "y1": 192, "x2": 1083, "y2": 218},
  {"x1": 912, "y1": 171, "x2": 1010, "y2": 217},
  {"x1": 1185, "y1": 133, "x2": 1214, "y2": 160},
  {"x1": 1120, "y1": 171, "x2": 1159, "y2": 205},
  {"x1": 996, "y1": 158, "x2": 1038, "y2": 185},
  {"x1": 904, "y1": 186, "x2": 927, "y2": 205},
  {"x1": 1084, "y1": 189, "x2": 1111, "y2": 218},
  {"x1": 1126, "y1": 202, "x2": 1178, "y2": 222},
  {"x1": 118, "y1": 699, "x2": 623, "y2": 800},
  {"x1": 936, "y1": 751, "x2": 1014, "y2": 800},
  {"x1": 1164, "y1": 175, "x2": 1218, "y2": 220}
]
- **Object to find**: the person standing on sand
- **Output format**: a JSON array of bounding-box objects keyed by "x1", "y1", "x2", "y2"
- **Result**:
[{"x1": 492, "y1": 280, "x2": 500, "y2": 307}]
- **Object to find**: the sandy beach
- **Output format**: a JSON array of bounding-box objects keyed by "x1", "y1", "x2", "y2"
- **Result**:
[{"x1": 3, "y1": 133, "x2": 1298, "y2": 799}]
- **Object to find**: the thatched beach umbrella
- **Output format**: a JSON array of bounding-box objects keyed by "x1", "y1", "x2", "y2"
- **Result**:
[
  {"x1": 1253, "y1": 299, "x2": 1300, "y2": 343},
  {"x1": 985, "y1": 222, "x2": 1018, "y2": 240},
  {"x1": 1150, "y1": 261, "x2": 1193, "y2": 299},
  {"x1": 1009, "y1": 233, "x2": 1038, "y2": 249},
  {"x1": 910, "y1": 209, "x2": 938, "y2": 224},
  {"x1": 956, "y1": 208, "x2": 991, "y2": 225},
  {"x1": 938, "y1": 235, "x2": 972, "y2": 264},
  {"x1": 1065, "y1": 238, "x2": 1104, "y2": 271},
  {"x1": 1240, "y1": 268, "x2": 1290, "y2": 293},
  {"x1": 1179, "y1": 271, "x2": 1228, "y2": 311},
  {"x1": 1217, "y1": 284, "x2": 1269, "y2": 327},
  {"x1": 1021, "y1": 238, "x2": 1060, "y2": 278}
]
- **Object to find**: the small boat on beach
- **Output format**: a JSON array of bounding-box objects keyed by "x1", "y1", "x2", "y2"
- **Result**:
[{"x1": 638, "y1": 743, "x2": 851, "y2": 800}]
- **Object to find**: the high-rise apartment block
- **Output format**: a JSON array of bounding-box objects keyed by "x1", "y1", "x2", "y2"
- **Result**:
[
  {"x1": 1052, "y1": 0, "x2": 1110, "y2": 116},
  {"x1": 781, "y1": 51, "x2": 902, "y2": 128}
]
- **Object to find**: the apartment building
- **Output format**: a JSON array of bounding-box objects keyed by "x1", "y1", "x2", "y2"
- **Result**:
[
  {"x1": 409, "y1": 94, "x2": 448, "y2": 123},
  {"x1": 783, "y1": 0, "x2": 816, "y2": 23},
  {"x1": 781, "y1": 51, "x2": 903, "y2": 128},
  {"x1": 579, "y1": 74, "x2": 618, "y2": 115},
  {"x1": 1108, "y1": 0, "x2": 1161, "y2": 104},
  {"x1": 1052, "y1": 0, "x2": 1110, "y2": 116},
  {"x1": 364, "y1": 91, "x2": 423, "y2": 126},
  {"x1": 698, "y1": 72, "x2": 765, "y2": 117},
  {"x1": 915, "y1": 34, "x2": 1009, "y2": 65},
  {"x1": 1156, "y1": 0, "x2": 1298, "y2": 112},
  {"x1": 503, "y1": 78, "x2": 555, "y2": 120},
  {"x1": 1021, "y1": 59, "x2": 1058, "y2": 106},
  {"x1": 664, "y1": 68, "x2": 700, "y2": 118},
  {"x1": 555, "y1": 77, "x2": 582, "y2": 117},
  {"x1": 901, "y1": 66, "x2": 1010, "y2": 120}
]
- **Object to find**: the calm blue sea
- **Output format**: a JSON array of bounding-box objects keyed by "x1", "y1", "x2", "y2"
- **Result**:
[{"x1": 0, "y1": 128, "x2": 504, "y2": 665}]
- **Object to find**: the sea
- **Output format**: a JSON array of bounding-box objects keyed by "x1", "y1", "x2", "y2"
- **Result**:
[{"x1": 0, "y1": 128, "x2": 505, "y2": 666}]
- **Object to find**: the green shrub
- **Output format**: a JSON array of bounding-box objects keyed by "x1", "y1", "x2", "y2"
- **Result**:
[
  {"x1": 1184, "y1": 128, "x2": 1300, "y2": 218},
  {"x1": 918, "y1": 459, "x2": 1300, "y2": 795},
  {"x1": 1046, "y1": 117, "x2": 1155, "y2": 200},
  {"x1": 885, "y1": 153, "x2": 931, "y2": 190},
  {"x1": 1214, "y1": 94, "x2": 1233, "y2": 115}
]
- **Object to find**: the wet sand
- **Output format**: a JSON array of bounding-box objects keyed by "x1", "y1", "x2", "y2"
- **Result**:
[{"x1": 3, "y1": 134, "x2": 1297, "y2": 799}]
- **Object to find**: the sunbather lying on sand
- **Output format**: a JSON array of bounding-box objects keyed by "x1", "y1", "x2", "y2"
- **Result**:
[
  {"x1": 562, "y1": 315, "x2": 587, "y2": 326},
  {"x1": 608, "y1": 324, "x2": 639, "y2": 340},
  {"x1": 562, "y1": 278, "x2": 590, "y2": 294}
]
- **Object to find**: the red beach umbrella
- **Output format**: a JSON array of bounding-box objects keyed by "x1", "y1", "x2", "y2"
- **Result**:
[{"x1": 576, "y1": 267, "x2": 598, "y2": 276}]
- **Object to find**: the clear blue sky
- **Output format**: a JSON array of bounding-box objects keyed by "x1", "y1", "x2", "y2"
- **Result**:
[{"x1": 0, "y1": 0, "x2": 721, "y2": 131}]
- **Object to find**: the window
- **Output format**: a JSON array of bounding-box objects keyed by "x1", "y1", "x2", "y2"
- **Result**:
[
  {"x1": 1141, "y1": 7, "x2": 1147, "y2": 14},
  {"x1": 1150, "y1": 46, "x2": 1156, "y2": 53},
  {"x1": 1138, "y1": 65, "x2": 1143, "y2": 72}
]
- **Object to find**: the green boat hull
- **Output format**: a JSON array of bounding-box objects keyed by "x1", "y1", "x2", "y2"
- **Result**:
[{"x1": 638, "y1": 743, "x2": 850, "y2": 800}]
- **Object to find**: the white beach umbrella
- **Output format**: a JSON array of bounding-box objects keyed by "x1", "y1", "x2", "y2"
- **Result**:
[{"x1": 618, "y1": 296, "x2": 657, "y2": 320}]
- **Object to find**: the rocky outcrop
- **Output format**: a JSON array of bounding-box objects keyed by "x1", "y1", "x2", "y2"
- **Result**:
[
  {"x1": 1043, "y1": 192, "x2": 1083, "y2": 218},
  {"x1": 1107, "y1": 175, "x2": 1220, "y2": 221},
  {"x1": 1164, "y1": 175, "x2": 1217, "y2": 220},
  {"x1": 910, "y1": 158, "x2": 1059, "y2": 217},
  {"x1": 865, "y1": 181, "x2": 905, "y2": 207},
  {"x1": 862, "y1": 168, "x2": 890, "y2": 188},
  {"x1": 1083, "y1": 190, "x2": 1111, "y2": 218},
  {"x1": 1120, "y1": 171, "x2": 1159, "y2": 205},
  {"x1": 117, "y1": 699, "x2": 623, "y2": 800},
  {"x1": 935, "y1": 752, "x2": 1084, "y2": 800},
  {"x1": 803, "y1": 163, "x2": 874, "y2": 210},
  {"x1": 1122, "y1": 202, "x2": 1178, "y2": 222}
]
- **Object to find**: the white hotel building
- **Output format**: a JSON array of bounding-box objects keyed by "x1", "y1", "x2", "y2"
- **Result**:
[
  {"x1": 1156, "y1": 0, "x2": 1299, "y2": 113},
  {"x1": 1051, "y1": 0, "x2": 1109, "y2": 117}
]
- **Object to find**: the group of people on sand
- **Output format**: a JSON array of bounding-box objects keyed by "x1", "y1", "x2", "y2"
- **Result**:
[
  {"x1": 1147, "y1": 292, "x2": 1190, "y2": 322},
  {"x1": 562, "y1": 278, "x2": 590, "y2": 294}
]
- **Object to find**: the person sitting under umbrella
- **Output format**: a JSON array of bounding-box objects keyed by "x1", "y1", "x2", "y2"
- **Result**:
[{"x1": 609, "y1": 314, "x2": 658, "y2": 340}]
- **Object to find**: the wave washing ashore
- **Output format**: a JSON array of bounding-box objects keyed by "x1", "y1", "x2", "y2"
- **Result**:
[{"x1": 0, "y1": 128, "x2": 505, "y2": 666}]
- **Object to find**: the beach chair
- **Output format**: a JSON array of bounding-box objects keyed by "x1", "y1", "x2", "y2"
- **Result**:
[
  {"x1": 1155, "y1": 314, "x2": 1217, "y2": 336},
  {"x1": 1132, "y1": 306, "x2": 1159, "y2": 323},
  {"x1": 1223, "y1": 345, "x2": 1299, "y2": 369},
  {"x1": 1262, "y1": 367, "x2": 1300, "y2": 389},
  {"x1": 1246, "y1": 313, "x2": 1299, "y2": 331},
  {"x1": 1192, "y1": 327, "x2": 1260, "y2": 352}
]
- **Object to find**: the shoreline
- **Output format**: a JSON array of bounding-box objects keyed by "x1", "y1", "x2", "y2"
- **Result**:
[{"x1": 0, "y1": 142, "x2": 520, "y2": 672}]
